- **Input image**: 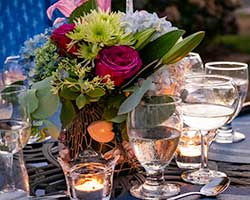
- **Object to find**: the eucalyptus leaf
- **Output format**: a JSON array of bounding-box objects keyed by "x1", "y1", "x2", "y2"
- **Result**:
[
  {"x1": 86, "y1": 87, "x2": 105, "y2": 98},
  {"x1": 31, "y1": 77, "x2": 60, "y2": 119},
  {"x1": 163, "y1": 31, "x2": 205, "y2": 64},
  {"x1": 69, "y1": 0, "x2": 97, "y2": 23},
  {"x1": 118, "y1": 78, "x2": 152, "y2": 115},
  {"x1": 42, "y1": 120, "x2": 60, "y2": 139},
  {"x1": 76, "y1": 94, "x2": 87, "y2": 109},
  {"x1": 140, "y1": 29, "x2": 185, "y2": 65},
  {"x1": 18, "y1": 89, "x2": 39, "y2": 114},
  {"x1": 60, "y1": 86, "x2": 80, "y2": 100},
  {"x1": 134, "y1": 96, "x2": 176, "y2": 128},
  {"x1": 60, "y1": 100, "x2": 76, "y2": 128},
  {"x1": 109, "y1": 114, "x2": 127, "y2": 123}
]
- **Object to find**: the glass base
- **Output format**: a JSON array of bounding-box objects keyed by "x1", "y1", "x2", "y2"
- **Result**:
[
  {"x1": 215, "y1": 130, "x2": 245, "y2": 143},
  {"x1": 130, "y1": 182, "x2": 180, "y2": 200},
  {"x1": 0, "y1": 189, "x2": 28, "y2": 199},
  {"x1": 181, "y1": 169, "x2": 227, "y2": 185}
]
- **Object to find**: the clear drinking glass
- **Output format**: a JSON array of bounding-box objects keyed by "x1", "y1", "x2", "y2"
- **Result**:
[
  {"x1": 0, "y1": 85, "x2": 30, "y2": 195},
  {"x1": 181, "y1": 75, "x2": 239, "y2": 185},
  {"x1": 205, "y1": 61, "x2": 249, "y2": 143},
  {"x1": 2, "y1": 56, "x2": 26, "y2": 86},
  {"x1": 127, "y1": 95, "x2": 183, "y2": 199},
  {"x1": 184, "y1": 52, "x2": 204, "y2": 76}
]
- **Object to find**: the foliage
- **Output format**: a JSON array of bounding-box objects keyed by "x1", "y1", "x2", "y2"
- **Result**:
[{"x1": 21, "y1": 1, "x2": 204, "y2": 140}]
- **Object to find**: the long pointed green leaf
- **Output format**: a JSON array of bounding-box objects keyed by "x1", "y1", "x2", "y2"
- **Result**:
[
  {"x1": 134, "y1": 28, "x2": 156, "y2": 51},
  {"x1": 140, "y1": 30, "x2": 185, "y2": 65},
  {"x1": 118, "y1": 78, "x2": 152, "y2": 115},
  {"x1": 163, "y1": 31, "x2": 205, "y2": 64}
]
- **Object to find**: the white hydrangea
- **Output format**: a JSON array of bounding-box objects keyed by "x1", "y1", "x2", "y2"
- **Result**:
[{"x1": 121, "y1": 10, "x2": 177, "y2": 40}]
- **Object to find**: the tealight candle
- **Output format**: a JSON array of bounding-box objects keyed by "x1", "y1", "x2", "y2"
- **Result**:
[
  {"x1": 74, "y1": 178, "x2": 104, "y2": 200},
  {"x1": 175, "y1": 129, "x2": 202, "y2": 169},
  {"x1": 70, "y1": 162, "x2": 114, "y2": 200}
]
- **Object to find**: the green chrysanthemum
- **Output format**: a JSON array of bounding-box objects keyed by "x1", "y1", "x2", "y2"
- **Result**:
[
  {"x1": 77, "y1": 43, "x2": 100, "y2": 60},
  {"x1": 68, "y1": 10, "x2": 134, "y2": 49}
]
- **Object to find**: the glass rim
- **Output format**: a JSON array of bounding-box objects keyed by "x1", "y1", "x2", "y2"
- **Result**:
[
  {"x1": 70, "y1": 162, "x2": 107, "y2": 175},
  {"x1": 205, "y1": 61, "x2": 248, "y2": 71},
  {"x1": 141, "y1": 95, "x2": 182, "y2": 106},
  {"x1": 0, "y1": 119, "x2": 30, "y2": 131},
  {"x1": 0, "y1": 84, "x2": 26, "y2": 95},
  {"x1": 185, "y1": 74, "x2": 235, "y2": 87}
]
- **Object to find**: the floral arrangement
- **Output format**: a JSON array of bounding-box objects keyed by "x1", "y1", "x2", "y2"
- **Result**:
[{"x1": 21, "y1": 0, "x2": 204, "y2": 166}]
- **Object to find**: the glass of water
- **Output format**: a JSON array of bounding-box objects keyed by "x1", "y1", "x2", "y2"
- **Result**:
[{"x1": 127, "y1": 95, "x2": 182, "y2": 199}]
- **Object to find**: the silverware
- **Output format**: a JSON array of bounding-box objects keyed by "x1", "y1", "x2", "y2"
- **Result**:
[{"x1": 168, "y1": 177, "x2": 230, "y2": 200}]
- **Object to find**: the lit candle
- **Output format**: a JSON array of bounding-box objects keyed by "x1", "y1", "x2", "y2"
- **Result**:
[
  {"x1": 74, "y1": 178, "x2": 104, "y2": 200},
  {"x1": 179, "y1": 144, "x2": 201, "y2": 157}
]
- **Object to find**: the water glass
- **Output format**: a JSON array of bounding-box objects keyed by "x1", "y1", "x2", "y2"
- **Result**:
[{"x1": 127, "y1": 95, "x2": 183, "y2": 199}]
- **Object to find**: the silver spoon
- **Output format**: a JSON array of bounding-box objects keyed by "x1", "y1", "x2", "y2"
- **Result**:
[{"x1": 168, "y1": 177, "x2": 230, "y2": 200}]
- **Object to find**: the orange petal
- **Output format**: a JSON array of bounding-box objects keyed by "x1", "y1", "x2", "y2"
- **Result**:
[{"x1": 87, "y1": 121, "x2": 114, "y2": 143}]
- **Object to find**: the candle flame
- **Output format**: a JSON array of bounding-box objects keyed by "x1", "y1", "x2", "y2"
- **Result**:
[{"x1": 75, "y1": 179, "x2": 104, "y2": 191}]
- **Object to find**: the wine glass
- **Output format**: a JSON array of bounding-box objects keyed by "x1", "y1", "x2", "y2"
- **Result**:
[
  {"x1": 183, "y1": 52, "x2": 204, "y2": 76},
  {"x1": 205, "y1": 61, "x2": 249, "y2": 143},
  {"x1": 181, "y1": 74, "x2": 239, "y2": 185},
  {"x1": 127, "y1": 95, "x2": 183, "y2": 199},
  {"x1": 0, "y1": 85, "x2": 30, "y2": 195}
]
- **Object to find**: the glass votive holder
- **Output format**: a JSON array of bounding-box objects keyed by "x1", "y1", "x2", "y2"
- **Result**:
[
  {"x1": 70, "y1": 162, "x2": 114, "y2": 200},
  {"x1": 175, "y1": 129, "x2": 201, "y2": 169}
]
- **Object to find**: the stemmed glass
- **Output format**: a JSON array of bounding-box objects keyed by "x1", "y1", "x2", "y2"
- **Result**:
[
  {"x1": 127, "y1": 95, "x2": 183, "y2": 199},
  {"x1": 181, "y1": 75, "x2": 239, "y2": 185},
  {"x1": 184, "y1": 52, "x2": 204, "y2": 76},
  {"x1": 0, "y1": 85, "x2": 30, "y2": 195},
  {"x1": 205, "y1": 61, "x2": 249, "y2": 143}
]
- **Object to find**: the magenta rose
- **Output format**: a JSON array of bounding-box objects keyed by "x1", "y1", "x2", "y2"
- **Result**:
[
  {"x1": 51, "y1": 24, "x2": 77, "y2": 55},
  {"x1": 95, "y1": 46, "x2": 143, "y2": 87}
]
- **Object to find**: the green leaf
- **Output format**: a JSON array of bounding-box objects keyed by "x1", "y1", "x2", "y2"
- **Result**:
[
  {"x1": 140, "y1": 30, "x2": 185, "y2": 65},
  {"x1": 134, "y1": 96, "x2": 176, "y2": 127},
  {"x1": 109, "y1": 114, "x2": 127, "y2": 123},
  {"x1": 31, "y1": 77, "x2": 60, "y2": 119},
  {"x1": 118, "y1": 78, "x2": 152, "y2": 115},
  {"x1": 18, "y1": 89, "x2": 39, "y2": 114},
  {"x1": 107, "y1": 94, "x2": 127, "y2": 109},
  {"x1": 42, "y1": 120, "x2": 60, "y2": 139},
  {"x1": 76, "y1": 94, "x2": 87, "y2": 109},
  {"x1": 134, "y1": 28, "x2": 156, "y2": 51},
  {"x1": 86, "y1": 87, "x2": 106, "y2": 98},
  {"x1": 163, "y1": 31, "x2": 205, "y2": 64},
  {"x1": 60, "y1": 100, "x2": 76, "y2": 128},
  {"x1": 69, "y1": 0, "x2": 97, "y2": 23},
  {"x1": 60, "y1": 86, "x2": 80, "y2": 100}
]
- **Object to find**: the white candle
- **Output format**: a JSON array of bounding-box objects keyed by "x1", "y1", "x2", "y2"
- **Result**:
[
  {"x1": 74, "y1": 178, "x2": 104, "y2": 200},
  {"x1": 179, "y1": 145, "x2": 201, "y2": 157}
]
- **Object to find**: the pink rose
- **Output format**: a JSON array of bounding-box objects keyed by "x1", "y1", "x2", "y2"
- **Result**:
[
  {"x1": 51, "y1": 24, "x2": 77, "y2": 55},
  {"x1": 95, "y1": 46, "x2": 142, "y2": 87}
]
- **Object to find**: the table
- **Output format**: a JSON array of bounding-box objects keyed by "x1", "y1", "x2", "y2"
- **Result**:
[{"x1": 23, "y1": 111, "x2": 250, "y2": 199}]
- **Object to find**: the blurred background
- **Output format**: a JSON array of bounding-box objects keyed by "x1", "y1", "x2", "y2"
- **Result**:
[{"x1": 0, "y1": 0, "x2": 249, "y2": 72}]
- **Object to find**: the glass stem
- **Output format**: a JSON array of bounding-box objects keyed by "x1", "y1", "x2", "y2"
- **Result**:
[
  {"x1": 200, "y1": 132, "x2": 208, "y2": 170},
  {"x1": 126, "y1": 0, "x2": 134, "y2": 13},
  {"x1": 145, "y1": 169, "x2": 164, "y2": 187},
  {"x1": 2, "y1": 153, "x2": 15, "y2": 190}
]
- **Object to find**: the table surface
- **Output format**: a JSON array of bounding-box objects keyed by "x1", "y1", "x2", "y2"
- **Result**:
[{"x1": 20, "y1": 110, "x2": 250, "y2": 199}]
